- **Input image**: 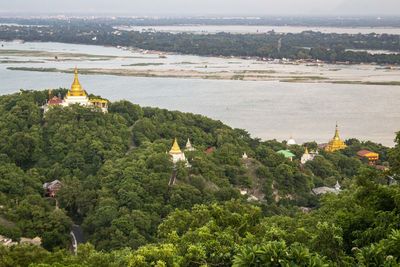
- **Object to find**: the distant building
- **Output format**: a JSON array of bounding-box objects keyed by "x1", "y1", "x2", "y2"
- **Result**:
[
  {"x1": 169, "y1": 138, "x2": 187, "y2": 165},
  {"x1": 242, "y1": 152, "x2": 248, "y2": 159},
  {"x1": 324, "y1": 124, "x2": 347, "y2": 152},
  {"x1": 277, "y1": 149, "x2": 296, "y2": 161},
  {"x1": 205, "y1": 146, "x2": 215, "y2": 154},
  {"x1": 375, "y1": 165, "x2": 389, "y2": 171},
  {"x1": 0, "y1": 235, "x2": 41, "y2": 247},
  {"x1": 301, "y1": 147, "x2": 317, "y2": 164},
  {"x1": 287, "y1": 136, "x2": 297, "y2": 146},
  {"x1": 20, "y1": 237, "x2": 42, "y2": 246},
  {"x1": 312, "y1": 181, "x2": 341, "y2": 196},
  {"x1": 42, "y1": 67, "x2": 108, "y2": 113},
  {"x1": 357, "y1": 150, "x2": 379, "y2": 165},
  {"x1": 0, "y1": 235, "x2": 17, "y2": 247},
  {"x1": 43, "y1": 180, "x2": 62, "y2": 198},
  {"x1": 47, "y1": 95, "x2": 63, "y2": 105},
  {"x1": 185, "y1": 138, "x2": 195, "y2": 151}
]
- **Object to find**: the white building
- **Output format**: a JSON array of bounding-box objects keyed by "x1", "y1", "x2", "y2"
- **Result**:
[
  {"x1": 185, "y1": 138, "x2": 195, "y2": 151},
  {"x1": 312, "y1": 181, "x2": 341, "y2": 196},
  {"x1": 287, "y1": 136, "x2": 297, "y2": 146},
  {"x1": 42, "y1": 68, "x2": 108, "y2": 113},
  {"x1": 301, "y1": 147, "x2": 317, "y2": 164},
  {"x1": 169, "y1": 138, "x2": 187, "y2": 164}
]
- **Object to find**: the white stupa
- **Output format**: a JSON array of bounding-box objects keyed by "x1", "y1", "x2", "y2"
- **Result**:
[
  {"x1": 169, "y1": 138, "x2": 187, "y2": 164},
  {"x1": 301, "y1": 147, "x2": 316, "y2": 164},
  {"x1": 335, "y1": 181, "x2": 341, "y2": 191},
  {"x1": 287, "y1": 136, "x2": 297, "y2": 146},
  {"x1": 185, "y1": 138, "x2": 195, "y2": 151}
]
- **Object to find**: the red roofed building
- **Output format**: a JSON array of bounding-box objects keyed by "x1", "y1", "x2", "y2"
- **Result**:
[
  {"x1": 357, "y1": 150, "x2": 379, "y2": 165},
  {"x1": 205, "y1": 146, "x2": 215, "y2": 154},
  {"x1": 48, "y1": 96, "x2": 63, "y2": 105}
]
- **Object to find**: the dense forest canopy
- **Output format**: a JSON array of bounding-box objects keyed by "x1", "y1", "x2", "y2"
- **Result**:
[
  {"x1": 0, "y1": 90, "x2": 398, "y2": 266},
  {"x1": 2, "y1": 18, "x2": 400, "y2": 64}
]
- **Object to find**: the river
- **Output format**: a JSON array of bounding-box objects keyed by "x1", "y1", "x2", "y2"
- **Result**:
[{"x1": 0, "y1": 41, "x2": 399, "y2": 146}]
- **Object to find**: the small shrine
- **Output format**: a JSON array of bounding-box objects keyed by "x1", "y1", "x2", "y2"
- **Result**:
[{"x1": 169, "y1": 138, "x2": 187, "y2": 164}]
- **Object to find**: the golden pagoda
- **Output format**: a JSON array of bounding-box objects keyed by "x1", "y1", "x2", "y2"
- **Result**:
[
  {"x1": 169, "y1": 138, "x2": 187, "y2": 164},
  {"x1": 42, "y1": 66, "x2": 108, "y2": 114},
  {"x1": 170, "y1": 138, "x2": 182, "y2": 154},
  {"x1": 325, "y1": 124, "x2": 347, "y2": 152},
  {"x1": 67, "y1": 67, "x2": 87, "y2": 97}
]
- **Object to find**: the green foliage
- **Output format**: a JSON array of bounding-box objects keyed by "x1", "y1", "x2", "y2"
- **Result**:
[
  {"x1": 3, "y1": 20, "x2": 400, "y2": 64},
  {"x1": 233, "y1": 242, "x2": 329, "y2": 267},
  {"x1": 0, "y1": 90, "x2": 398, "y2": 266}
]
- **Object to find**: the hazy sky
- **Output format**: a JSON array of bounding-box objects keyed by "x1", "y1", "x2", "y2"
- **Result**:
[{"x1": 1, "y1": 0, "x2": 400, "y2": 16}]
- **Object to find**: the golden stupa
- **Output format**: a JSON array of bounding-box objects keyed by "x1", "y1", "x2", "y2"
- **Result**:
[
  {"x1": 325, "y1": 124, "x2": 347, "y2": 152},
  {"x1": 67, "y1": 67, "x2": 87, "y2": 97},
  {"x1": 169, "y1": 138, "x2": 182, "y2": 154}
]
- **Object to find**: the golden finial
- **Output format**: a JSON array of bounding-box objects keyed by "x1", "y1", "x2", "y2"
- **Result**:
[
  {"x1": 169, "y1": 138, "x2": 182, "y2": 154},
  {"x1": 305, "y1": 147, "x2": 309, "y2": 154},
  {"x1": 334, "y1": 122, "x2": 340, "y2": 140},
  {"x1": 69, "y1": 67, "x2": 86, "y2": 97}
]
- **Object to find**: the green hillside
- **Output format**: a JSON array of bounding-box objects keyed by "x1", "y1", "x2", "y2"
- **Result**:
[{"x1": 0, "y1": 90, "x2": 399, "y2": 266}]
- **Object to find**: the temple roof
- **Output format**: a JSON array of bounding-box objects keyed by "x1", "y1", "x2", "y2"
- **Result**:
[
  {"x1": 169, "y1": 138, "x2": 182, "y2": 154},
  {"x1": 325, "y1": 123, "x2": 347, "y2": 152},
  {"x1": 277, "y1": 149, "x2": 295, "y2": 158},
  {"x1": 185, "y1": 138, "x2": 193, "y2": 149},
  {"x1": 333, "y1": 123, "x2": 341, "y2": 140},
  {"x1": 287, "y1": 136, "x2": 296, "y2": 145},
  {"x1": 68, "y1": 67, "x2": 87, "y2": 97},
  {"x1": 357, "y1": 150, "x2": 379, "y2": 158},
  {"x1": 48, "y1": 96, "x2": 63, "y2": 105}
]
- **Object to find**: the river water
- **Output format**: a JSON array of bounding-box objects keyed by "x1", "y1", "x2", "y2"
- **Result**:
[{"x1": 0, "y1": 41, "x2": 399, "y2": 146}]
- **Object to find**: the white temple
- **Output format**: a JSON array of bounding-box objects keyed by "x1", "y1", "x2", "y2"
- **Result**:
[
  {"x1": 301, "y1": 147, "x2": 317, "y2": 164},
  {"x1": 185, "y1": 138, "x2": 195, "y2": 151},
  {"x1": 169, "y1": 138, "x2": 187, "y2": 164},
  {"x1": 42, "y1": 68, "x2": 108, "y2": 113},
  {"x1": 287, "y1": 136, "x2": 297, "y2": 146}
]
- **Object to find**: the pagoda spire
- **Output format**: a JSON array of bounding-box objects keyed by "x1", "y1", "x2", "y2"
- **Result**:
[
  {"x1": 325, "y1": 123, "x2": 347, "y2": 152},
  {"x1": 304, "y1": 147, "x2": 309, "y2": 154},
  {"x1": 68, "y1": 67, "x2": 86, "y2": 96},
  {"x1": 185, "y1": 138, "x2": 195, "y2": 151},
  {"x1": 170, "y1": 138, "x2": 182, "y2": 154},
  {"x1": 334, "y1": 122, "x2": 340, "y2": 140}
]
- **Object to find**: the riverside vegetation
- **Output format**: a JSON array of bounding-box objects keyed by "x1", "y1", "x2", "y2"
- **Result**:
[
  {"x1": 0, "y1": 90, "x2": 399, "y2": 266},
  {"x1": 2, "y1": 18, "x2": 400, "y2": 64}
]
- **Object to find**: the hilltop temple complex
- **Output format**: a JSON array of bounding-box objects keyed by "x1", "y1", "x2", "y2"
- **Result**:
[
  {"x1": 324, "y1": 124, "x2": 347, "y2": 152},
  {"x1": 42, "y1": 67, "x2": 108, "y2": 113}
]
